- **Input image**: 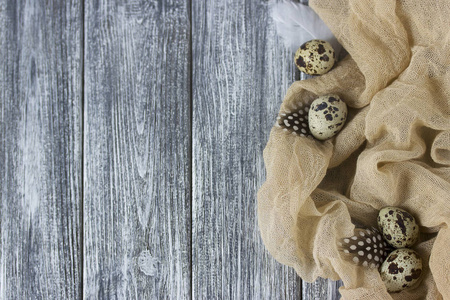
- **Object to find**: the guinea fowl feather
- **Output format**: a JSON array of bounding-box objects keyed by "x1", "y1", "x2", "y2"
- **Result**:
[
  {"x1": 269, "y1": 0, "x2": 343, "y2": 57},
  {"x1": 276, "y1": 100, "x2": 313, "y2": 137},
  {"x1": 338, "y1": 227, "x2": 393, "y2": 269}
]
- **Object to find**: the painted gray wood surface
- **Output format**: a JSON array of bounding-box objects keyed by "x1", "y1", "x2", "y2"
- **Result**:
[
  {"x1": 303, "y1": 278, "x2": 343, "y2": 300},
  {"x1": 0, "y1": 0, "x2": 82, "y2": 299},
  {"x1": 191, "y1": 0, "x2": 303, "y2": 298},
  {"x1": 83, "y1": 0, "x2": 191, "y2": 299},
  {"x1": 0, "y1": 0, "x2": 343, "y2": 299}
]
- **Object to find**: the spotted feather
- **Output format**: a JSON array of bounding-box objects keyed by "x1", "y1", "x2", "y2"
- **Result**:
[
  {"x1": 338, "y1": 227, "x2": 393, "y2": 269},
  {"x1": 276, "y1": 101, "x2": 313, "y2": 137}
]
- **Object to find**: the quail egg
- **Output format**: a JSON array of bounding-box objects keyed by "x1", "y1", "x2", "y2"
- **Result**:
[
  {"x1": 378, "y1": 207, "x2": 419, "y2": 248},
  {"x1": 308, "y1": 94, "x2": 347, "y2": 140},
  {"x1": 380, "y1": 248, "x2": 423, "y2": 293},
  {"x1": 294, "y1": 39, "x2": 336, "y2": 75}
]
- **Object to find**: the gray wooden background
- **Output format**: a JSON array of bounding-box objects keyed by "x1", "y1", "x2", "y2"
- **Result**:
[{"x1": 0, "y1": 0, "x2": 343, "y2": 299}]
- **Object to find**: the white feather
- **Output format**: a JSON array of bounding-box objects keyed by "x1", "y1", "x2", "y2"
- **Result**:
[{"x1": 269, "y1": 0, "x2": 343, "y2": 57}]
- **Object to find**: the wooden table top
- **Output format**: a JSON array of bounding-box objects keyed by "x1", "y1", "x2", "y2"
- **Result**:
[{"x1": 0, "y1": 0, "x2": 342, "y2": 298}]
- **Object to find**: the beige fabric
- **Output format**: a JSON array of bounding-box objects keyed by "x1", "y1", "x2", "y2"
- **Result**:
[{"x1": 257, "y1": 0, "x2": 450, "y2": 299}]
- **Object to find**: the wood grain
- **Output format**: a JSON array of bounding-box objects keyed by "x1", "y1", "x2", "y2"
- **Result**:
[
  {"x1": 83, "y1": 0, "x2": 191, "y2": 298},
  {"x1": 0, "y1": 0, "x2": 82, "y2": 298},
  {"x1": 303, "y1": 278, "x2": 343, "y2": 300},
  {"x1": 0, "y1": 0, "x2": 345, "y2": 298},
  {"x1": 192, "y1": 0, "x2": 303, "y2": 298}
]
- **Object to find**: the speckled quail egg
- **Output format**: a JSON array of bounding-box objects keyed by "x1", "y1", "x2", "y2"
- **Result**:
[
  {"x1": 308, "y1": 94, "x2": 347, "y2": 140},
  {"x1": 294, "y1": 39, "x2": 336, "y2": 75},
  {"x1": 378, "y1": 207, "x2": 419, "y2": 248},
  {"x1": 380, "y1": 248, "x2": 423, "y2": 293}
]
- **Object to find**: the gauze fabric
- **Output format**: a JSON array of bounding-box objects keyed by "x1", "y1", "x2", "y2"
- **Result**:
[{"x1": 258, "y1": 0, "x2": 450, "y2": 298}]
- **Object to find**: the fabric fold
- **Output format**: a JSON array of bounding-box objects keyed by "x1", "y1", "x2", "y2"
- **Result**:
[{"x1": 258, "y1": 0, "x2": 450, "y2": 298}]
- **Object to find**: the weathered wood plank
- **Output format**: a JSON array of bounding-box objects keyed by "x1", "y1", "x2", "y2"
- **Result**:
[
  {"x1": 191, "y1": 0, "x2": 302, "y2": 298},
  {"x1": 84, "y1": 0, "x2": 191, "y2": 298},
  {"x1": 0, "y1": 0, "x2": 82, "y2": 298},
  {"x1": 303, "y1": 279, "x2": 343, "y2": 300}
]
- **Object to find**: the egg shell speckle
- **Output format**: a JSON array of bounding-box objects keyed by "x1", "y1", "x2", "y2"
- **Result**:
[
  {"x1": 308, "y1": 95, "x2": 347, "y2": 140},
  {"x1": 378, "y1": 207, "x2": 419, "y2": 248},
  {"x1": 294, "y1": 39, "x2": 336, "y2": 75},
  {"x1": 380, "y1": 248, "x2": 423, "y2": 293}
]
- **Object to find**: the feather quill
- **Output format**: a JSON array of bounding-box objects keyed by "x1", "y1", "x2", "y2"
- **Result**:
[{"x1": 269, "y1": 0, "x2": 343, "y2": 57}]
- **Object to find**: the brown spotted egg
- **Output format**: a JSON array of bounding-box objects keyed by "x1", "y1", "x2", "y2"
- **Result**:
[
  {"x1": 294, "y1": 39, "x2": 336, "y2": 75},
  {"x1": 380, "y1": 249, "x2": 423, "y2": 293},
  {"x1": 378, "y1": 207, "x2": 419, "y2": 248},
  {"x1": 308, "y1": 94, "x2": 347, "y2": 140}
]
